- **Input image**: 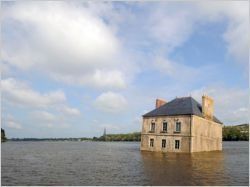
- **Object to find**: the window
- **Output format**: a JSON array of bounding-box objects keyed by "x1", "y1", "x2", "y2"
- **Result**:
[
  {"x1": 163, "y1": 122, "x2": 168, "y2": 131},
  {"x1": 150, "y1": 139, "x2": 154, "y2": 147},
  {"x1": 162, "y1": 139, "x2": 166, "y2": 148},
  {"x1": 175, "y1": 122, "x2": 181, "y2": 132},
  {"x1": 175, "y1": 140, "x2": 180, "y2": 149},
  {"x1": 151, "y1": 122, "x2": 155, "y2": 131}
]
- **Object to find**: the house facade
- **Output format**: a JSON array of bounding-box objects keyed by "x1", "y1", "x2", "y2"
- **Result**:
[{"x1": 140, "y1": 95, "x2": 222, "y2": 152}]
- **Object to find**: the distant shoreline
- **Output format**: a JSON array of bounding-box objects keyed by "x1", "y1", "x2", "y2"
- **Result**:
[{"x1": 3, "y1": 124, "x2": 249, "y2": 142}]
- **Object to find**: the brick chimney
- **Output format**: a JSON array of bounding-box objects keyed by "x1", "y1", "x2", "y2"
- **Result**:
[
  {"x1": 202, "y1": 95, "x2": 214, "y2": 120},
  {"x1": 155, "y1": 98, "x2": 167, "y2": 108}
]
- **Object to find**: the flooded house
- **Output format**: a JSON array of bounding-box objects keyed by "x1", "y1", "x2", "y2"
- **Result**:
[{"x1": 140, "y1": 95, "x2": 223, "y2": 152}]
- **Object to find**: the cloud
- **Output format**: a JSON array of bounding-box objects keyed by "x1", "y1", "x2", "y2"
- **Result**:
[
  {"x1": 2, "y1": 78, "x2": 80, "y2": 114},
  {"x1": 2, "y1": 78, "x2": 66, "y2": 108},
  {"x1": 153, "y1": 56, "x2": 200, "y2": 80},
  {"x1": 191, "y1": 86, "x2": 249, "y2": 125},
  {"x1": 59, "y1": 106, "x2": 81, "y2": 116},
  {"x1": 1, "y1": 78, "x2": 81, "y2": 127},
  {"x1": 148, "y1": 5, "x2": 195, "y2": 52},
  {"x1": 31, "y1": 111, "x2": 56, "y2": 128},
  {"x1": 195, "y1": 1, "x2": 249, "y2": 65},
  {"x1": 7, "y1": 121, "x2": 22, "y2": 129},
  {"x1": 2, "y1": 1, "x2": 247, "y2": 92},
  {"x1": 32, "y1": 111, "x2": 56, "y2": 122},
  {"x1": 2, "y1": 1, "x2": 130, "y2": 89},
  {"x1": 2, "y1": 115, "x2": 22, "y2": 129},
  {"x1": 1, "y1": 62, "x2": 13, "y2": 77},
  {"x1": 94, "y1": 91, "x2": 127, "y2": 113},
  {"x1": 31, "y1": 110, "x2": 73, "y2": 128},
  {"x1": 1, "y1": 1, "x2": 248, "y2": 137},
  {"x1": 52, "y1": 69, "x2": 126, "y2": 89},
  {"x1": 223, "y1": 19, "x2": 248, "y2": 64},
  {"x1": 146, "y1": 1, "x2": 248, "y2": 68}
]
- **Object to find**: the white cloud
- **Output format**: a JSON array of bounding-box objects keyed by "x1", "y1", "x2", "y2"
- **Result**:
[
  {"x1": 1, "y1": 78, "x2": 81, "y2": 128},
  {"x1": 2, "y1": 1, "x2": 130, "y2": 89},
  {"x1": 2, "y1": 78, "x2": 66, "y2": 108},
  {"x1": 31, "y1": 110, "x2": 73, "y2": 128},
  {"x1": 153, "y1": 56, "x2": 200, "y2": 80},
  {"x1": 53, "y1": 69, "x2": 126, "y2": 89},
  {"x1": 2, "y1": 115, "x2": 22, "y2": 129},
  {"x1": 94, "y1": 91, "x2": 127, "y2": 113},
  {"x1": 223, "y1": 20, "x2": 248, "y2": 64},
  {"x1": 32, "y1": 111, "x2": 56, "y2": 122},
  {"x1": 2, "y1": 1, "x2": 247, "y2": 93},
  {"x1": 59, "y1": 106, "x2": 81, "y2": 116},
  {"x1": 191, "y1": 86, "x2": 249, "y2": 125},
  {"x1": 195, "y1": 1, "x2": 249, "y2": 65},
  {"x1": 148, "y1": 6, "x2": 195, "y2": 52},
  {"x1": 7, "y1": 121, "x2": 22, "y2": 129},
  {"x1": 1, "y1": 63, "x2": 12, "y2": 77},
  {"x1": 1, "y1": 2, "x2": 248, "y2": 137},
  {"x1": 147, "y1": 1, "x2": 248, "y2": 68}
]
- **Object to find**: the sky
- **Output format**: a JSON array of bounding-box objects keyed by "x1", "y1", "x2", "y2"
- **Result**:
[{"x1": 1, "y1": 1, "x2": 249, "y2": 138}]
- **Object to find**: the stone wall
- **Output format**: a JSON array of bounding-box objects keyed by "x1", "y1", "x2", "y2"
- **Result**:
[
  {"x1": 141, "y1": 115, "x2": 192, "y2": 152},
  {"x1": 191, "y1": 115, "x2": 222, "y2": 152},
  {"x1": 140, "y1": 115, "x2": 222, "y2": 152},
  {"x1": 141, "y1": 115, "x2": 191, "y2": 135},
  {"x1": 141, "y1": 134, "x2": 191, "y2": 152}
]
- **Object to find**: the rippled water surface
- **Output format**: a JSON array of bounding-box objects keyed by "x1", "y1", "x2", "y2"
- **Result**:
[{"x1": 1, "y1": 141, "x2": 249, "y2": 186}]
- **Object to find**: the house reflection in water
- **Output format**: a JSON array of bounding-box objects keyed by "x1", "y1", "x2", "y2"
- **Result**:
[{"x1": 140, "y1": 151, "x2": 226, "y2": 186}]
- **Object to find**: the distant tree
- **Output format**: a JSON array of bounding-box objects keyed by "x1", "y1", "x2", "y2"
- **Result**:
[{"x1": 1, "y1": 128, "x2": 7, "y2": 142}]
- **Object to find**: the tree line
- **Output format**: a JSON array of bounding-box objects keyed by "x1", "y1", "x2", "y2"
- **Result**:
[
  {"x1": 93, "y1": 124, "x2": 249, "y2": 141},
  {"x1": 222, "y1": 124, "x2": 248, "y2": 141},
  {"x1": 94, "y1": 124, "x2": 249, "y2": 141},
  {"x1": 94, "y1": 132, "x2": 141, "y2": 141},
  {"x1": 2, "y1": 124, "x2": 248, "y2": 142}
]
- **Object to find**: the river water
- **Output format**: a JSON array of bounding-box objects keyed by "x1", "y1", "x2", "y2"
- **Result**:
[{"x1": 1, "y1": 141, "x2": 249, "y2": 186}]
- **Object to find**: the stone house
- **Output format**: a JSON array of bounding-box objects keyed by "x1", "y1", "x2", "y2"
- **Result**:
[{"x1": 140, "y1": 95, "x2": 223, "y2": 152}]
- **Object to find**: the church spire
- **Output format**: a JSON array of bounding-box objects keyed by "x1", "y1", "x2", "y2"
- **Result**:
[{"x1": 103, "y1": 127, "x2": 106, "y2": 141}]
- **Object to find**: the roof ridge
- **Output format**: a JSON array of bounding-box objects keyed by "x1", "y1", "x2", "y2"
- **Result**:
[{"x1": 176, "y1": 96, "x2": 191, "y2": 99}]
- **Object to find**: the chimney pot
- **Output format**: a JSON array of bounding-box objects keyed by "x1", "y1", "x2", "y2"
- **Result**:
[{"x1": 156, "y1": 98, "x2": 167, "y2": 108}]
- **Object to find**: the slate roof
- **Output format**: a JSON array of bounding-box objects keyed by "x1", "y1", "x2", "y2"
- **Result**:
[{"x1": 143, "y1": 97, "x2": 222, "y2": 124}]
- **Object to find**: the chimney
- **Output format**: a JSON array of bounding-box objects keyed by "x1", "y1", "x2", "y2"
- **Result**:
[
  {"x1": 202, "y1": 95, "x2": 214, "y2": 120},
  {"x1": 156, "y1": 98, "x2": 167, "y2": 108}
]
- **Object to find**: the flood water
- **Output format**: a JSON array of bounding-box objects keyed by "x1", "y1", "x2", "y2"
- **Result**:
[{"x1": 1, "y1": 141, "x2": 249, "y2": 186}]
